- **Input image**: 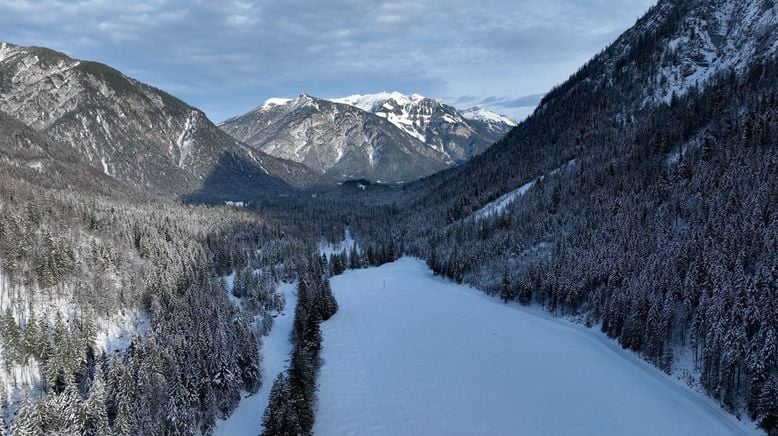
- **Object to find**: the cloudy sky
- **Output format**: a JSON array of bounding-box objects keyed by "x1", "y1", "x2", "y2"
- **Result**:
[{"x1": 1, "y1": 0, "x2": 656, "y2": 122}]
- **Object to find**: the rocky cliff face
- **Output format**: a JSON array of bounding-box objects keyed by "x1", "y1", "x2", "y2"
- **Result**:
[
  {"x1": 220, "y1": 94, "x2": 453, "y2": 183},
  {"x1": 332, "y1": 92, "x2": 516, "y2": 162},
  {"x1": 538, "y1": 0, "x2": 778, "y2": 111},
  {"x1": 220, "y1": 92, "x2": 516, "y2": 182}
]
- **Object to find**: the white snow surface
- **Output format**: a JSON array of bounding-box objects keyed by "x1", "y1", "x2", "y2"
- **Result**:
[
  {"x1": 315, "y1": 258, "x2": 759, "y2": 436},
  {"x1": 330, "y1": 91, "x2": 426, "y2": 112},
  {"x1": 214, "y1": 283, "x2": 297, "y2": 436},
  {"x1": 473, "y1": 179, "x2": 535, "y2": 219},
  {"x1": 261, "y1": 97, "x2": 293, "y2": 109},
  {"x1": 319, "y1": 227, "x2": 358, "y2": 258},
  {"x1": 175, "y1": 110, "x2": 197, "y2": 167},
  {"x1": 94, "y1": 311, "x2": 150, "y2": 354},
  {"x1": 460, "y1": 106, "x2": 518, "y2": 126}
]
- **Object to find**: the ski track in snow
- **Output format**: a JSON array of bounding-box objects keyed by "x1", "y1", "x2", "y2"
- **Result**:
[
  {"x1": 314, "y1": 257, "x2": 761, "y2": 436},
  {"x1": 213, "y1": 283, "x2": 297, "y2": 436},
  {"x1": 473, "y1": 179, "x2": 535, "y2": 219},
  {"x1": 319, "y1": 227, "x2": 358, "y2": 258}
]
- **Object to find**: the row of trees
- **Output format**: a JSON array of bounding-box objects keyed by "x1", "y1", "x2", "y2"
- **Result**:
[
  {"x1": 323, "y1": 241, "x2": 399, "y2": 277},
  {"x1": 262, "y1": 256, "x2": 338, "y2": 435}
]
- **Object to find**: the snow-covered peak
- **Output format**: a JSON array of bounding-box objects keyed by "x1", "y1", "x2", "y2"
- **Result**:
[
  {"x1": 260, "y1": 97, "x2": 292, "y2": 110},
  {"x1": 409, "y1": 93, "x2": 425, "y2": 102},
  {"x1": 326, "y1": 91, "x2": 517, "y2": 160},
  {"x1": 460, "y1": 106, "x2": 518, "y2": 127},
  {"x1": 254, "y1": 94, "x2": 320, "y2": 112},
  {"x1": 331, "y1": 91, "x2": 431, "y2": 112},
  {"x1": 223, "y1": 90, "x2": 518, "y2": 169},
  {"x1": 0, "y1": 42, "x2": 20, "y2": 62}
]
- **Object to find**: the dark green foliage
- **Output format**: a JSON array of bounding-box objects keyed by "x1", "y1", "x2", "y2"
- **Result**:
[
  {"x1": 0, "y1": 173, "x2": 316, "y2": 434},
  {"x1": 262, "y1": 258, "x2": 338, "y2": 435}
]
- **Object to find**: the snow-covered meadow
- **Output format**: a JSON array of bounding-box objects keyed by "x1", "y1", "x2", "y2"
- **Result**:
[{"x1": 315, "y1": 257, "x2": 759, "y2": 436}]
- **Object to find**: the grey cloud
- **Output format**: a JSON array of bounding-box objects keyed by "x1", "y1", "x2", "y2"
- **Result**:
[
  {"x1": 0, "y1": 0, "x2": 656, "y2": 121},
  {"x1": 481, "y1": 93, "x2": 546, "y2": 108}
]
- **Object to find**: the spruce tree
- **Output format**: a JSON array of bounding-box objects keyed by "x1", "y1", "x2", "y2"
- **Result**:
[{"x1": 501, "y1": 269, "x2": 511, "y2": 304}]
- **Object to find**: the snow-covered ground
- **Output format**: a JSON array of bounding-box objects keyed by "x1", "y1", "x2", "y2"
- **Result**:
[
  {"x1": 472, "y1": 159, "x2": 576, "y2": 219},
  {"x1": 214, "y1": 283, "x2": 297, "y2": 436},
  {"x1": 319, "y1": 227, "x2": 358, "y2": 258},
  {"x1": 315, "y1": 257, "x2": 760, "y2": 436},
  {"x1": 473, "y1": 179, "x2": 535, "y2": 219}
]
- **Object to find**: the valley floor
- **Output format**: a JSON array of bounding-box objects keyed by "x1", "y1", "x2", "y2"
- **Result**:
[
  {"x1": 214, "y1": 283, "x2": 297, "y2": 435},
  {"x1": 314, "y1": 257, "x2": 758, "y2": 436}
]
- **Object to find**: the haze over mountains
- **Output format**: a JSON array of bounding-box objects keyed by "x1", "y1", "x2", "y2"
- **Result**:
[{"x1": 219, "y1": 92, "x2": 516, "y2": 182}]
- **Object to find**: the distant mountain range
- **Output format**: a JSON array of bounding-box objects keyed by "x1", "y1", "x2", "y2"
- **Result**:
[
  {"x1": 0, "y1": 40, "x2": 518, "y2": 191},
  {"x1": 219, "y1": 92, "x2": 516, "y2": 182}
]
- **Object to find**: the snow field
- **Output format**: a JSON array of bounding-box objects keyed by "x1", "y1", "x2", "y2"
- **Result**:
[{"x1": 314, "y1": 257, "x2": 758, "y2": 436}]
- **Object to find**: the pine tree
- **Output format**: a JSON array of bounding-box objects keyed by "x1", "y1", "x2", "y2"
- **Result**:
[
  {"x1": 501, "y1": 268, "x2": 511, "y2": 303},
  {"x1": 261, "y1": 373, "x2": 290, "y2": 435},
  {"x1": 84, "y1": 362, "x2": 110, "y2": 436},
  {"x1": 0, "y1": 308, "x2": 20, "y2": 373},
  {"x1": 11, "y1": 398, "x2": 43, "y2": 436},
  {"x1": 549, "y1": 184, "x2": 561, "y2": 215},
  {"x1": 518, "y1": 274, "x2": 532, "y2": 306},
  {"x1": 757, "y1": 375, "x2": 778, "y2": 431},
  {"x1": 427, "y1": 247, "x2": 438, "y2": 274},
  {"x1": 107, "y1": 357, "x2": 133, "y2": 436},
  {"x1": 21, "y1": 313, "x2": 38, "y2": 364}
]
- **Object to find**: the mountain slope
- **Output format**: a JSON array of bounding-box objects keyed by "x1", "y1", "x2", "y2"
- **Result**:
[
  {"x1": 220, "y1": 94, "x2": 452, "y2": 182},
  {"x1": 0, "y1": 110, "x2": 150, "y2": 200},
  {"x1": 405, "y1": 0, "x2": 778, "y2": 217},
  {"x1": 0, "y1": 42, "x2": 323, "y2": 199},
  {"x1": 332, "y1": 92, "x2": 516, "y2": 162}
]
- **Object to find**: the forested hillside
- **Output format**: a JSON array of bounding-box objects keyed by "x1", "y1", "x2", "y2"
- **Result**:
[
  {"x1": 0, "y1": 37, "x2": 339, "y2": 435},
  {"x1": 0, "y1": 167, "x2": 325, "y2": 433}
]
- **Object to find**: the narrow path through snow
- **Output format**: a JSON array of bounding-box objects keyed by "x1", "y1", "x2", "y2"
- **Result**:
[
  {"x1": 214, "y1": 283, "x2": 297, "y2": 436},
  {"x1": 315, "y1": 257, "x2": 759, "y2": 436}
]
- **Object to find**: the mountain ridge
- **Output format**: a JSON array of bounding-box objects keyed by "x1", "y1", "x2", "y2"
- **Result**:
[
  {"x1": 219, "y1": 93, "x2": 453, "y2": 183},
  {"x1": 220, "y1": 91, "x2": 516, "y2": 182},
  {"x1": 0, "y1": 41, "x2": 325, "y2": 200}
]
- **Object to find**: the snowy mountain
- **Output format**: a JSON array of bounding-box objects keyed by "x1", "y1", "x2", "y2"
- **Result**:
[
  {"x1": 0, "y1": 42, "x2": 323, "y2": 199},
  {"x1": 539, "y1": 0, "x2": 778, "y2": 110},
  {"x1": 220, "y1": 91, "x2": 516, "y2": 182},
  {"x1": 220, "y1": 94, "x2": 452, "y2": 183},
  {"x1": 332, "y1": 92, "x2": 517, "y2": 162}
]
